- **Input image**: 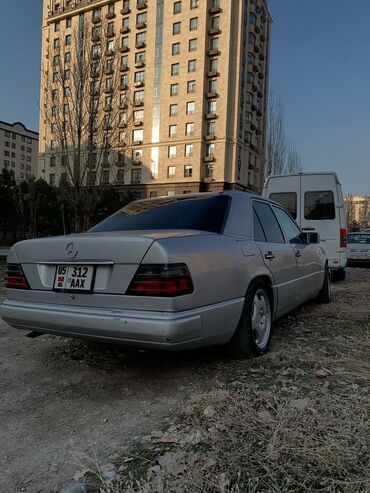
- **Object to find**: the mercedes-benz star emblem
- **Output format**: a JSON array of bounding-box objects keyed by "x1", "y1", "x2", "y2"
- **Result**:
[{"x1": 66, "y1": 242, "x2": 78, "y2": 259}]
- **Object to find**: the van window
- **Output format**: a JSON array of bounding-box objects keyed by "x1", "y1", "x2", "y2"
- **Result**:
[
  {"x1": 304, "y1": 191, "x2": 335, "y2": 220},
  {"x1": 269, "y1": 192, "x2": 297, "y2": 219},
  {"x1": 253, "y1": 202, "x2": 285, "y2": 243}
]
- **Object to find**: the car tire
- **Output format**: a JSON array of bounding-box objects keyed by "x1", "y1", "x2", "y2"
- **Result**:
[
  {"x1": 227, "y1": 279, "x2": 272, "y2": 359},
  {"x1": 317, "y1": 265, "x2": 331, "y2": 304}
]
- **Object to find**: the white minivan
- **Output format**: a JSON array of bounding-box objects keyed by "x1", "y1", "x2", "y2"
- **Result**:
[{"x1": 263, "y1": 172, "x2": 347, "y2": 280}]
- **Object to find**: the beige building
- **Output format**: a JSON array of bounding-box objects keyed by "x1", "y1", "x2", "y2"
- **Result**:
[
  {"x1": 353, "y1": 195, "x2": 370, "y2": 229},
  {"x1": 0, "y1": 121, "x2": 39, "y2": 181},
  {"x1": 39, "y1": 0, "x2": 271, "y2": 198}
]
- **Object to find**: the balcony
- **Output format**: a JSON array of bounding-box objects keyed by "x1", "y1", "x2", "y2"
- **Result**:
[
  {"x1": 134, "y1": 80, "x2": 145, "y2": 87},
  {"x1": 121, "y1": 7, "x2": 131, "y2": 15},
  {"x1": 203, "y1": 155, "x2": 215, "y2": 162},
  {"x1": 92, "y1": 16, "x2": 102, "y2": 24},
  {"x1": 136, "y1": 21, "x2": 147, "y2": 29},
  {"x1": 208, "y1": 27, "x2": 221, "y2": 35},
  {"x1": 106, "y1": 29, "x2": 116, "y2": 38},
  {"x1": 106, "y1": 12, "x2": 116, "y2": 20},
  {"x1": 205, "y1": 133, "x2": 216, "y2": 141},
  {"x1": 209, "y1": 6, "x2": 221, "y2": 14},
  {"x1": 205, "y1": 112, "x2": 218, "y2": 120},
  {"x1": 120, "y1": 26, "x2": 130, "y2": 34},
  {"x1": 135, "y1": 60, "x2": 145, "y2": 68},
  {"x1": 132, "y1": 158, "x2": 142, "y2": 165},
  {"x1": 133, "y1": 120, "x2": 144, "y2": 126},
  {"x1": 208, "y1": 49, "x2": 220, "y2": 57},
  {"x1": 104, "y1": 87, "x2": 113, "y2": 94},
  {"x1": 206, "y1": 91, "x2": 219, "y2": 99},
  {"x1": 120, "y1": 64, "x2": 129, "y2": 72},
  {"x1": 137, "y1": 1, "x2": 148, "y2": 10},
  {"x1": 133, "y1": 100, "x2": 144, "y2": 107},
  {"x1": 105, "y1": 49, "x2": 115, "y2": 57},
  {"x1": 207, "y1": 70, "x2": 220, "y2": 77},
  {"x1": 131, "y1": 179, "x2": 141, "y2": 184},
  {"x1": 119, "y1": 46, "x2": 130, "y2": 53},
  {"x1": 135, "y1": 41, "x2": 146, "y2": 49},
  {"x1": 91, "y1": 33, "x2": 101, "y2": 42},
  {"x1": 120, "y1": 83, "x2": 129, "y2": 91},
  {"x1": 133, "y1": 140, "x2": 143, "y2": 145},
  {"x1": 104, "y1": 67, "x2": 114, "y2": 75}
]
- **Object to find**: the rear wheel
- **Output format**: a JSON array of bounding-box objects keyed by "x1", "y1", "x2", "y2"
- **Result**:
[
  {"x1": 317, "y1": 265, "x2": 331, "y2": 303},
  {"x1": 227, "y1": 280, "x2": 272, "y2": 358}
]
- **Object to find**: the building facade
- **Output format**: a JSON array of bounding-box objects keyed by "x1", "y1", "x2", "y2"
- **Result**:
[
  {"x1": 39, "y1": 0, "x2": 271, "y2": 198},
  {"x1": 0, "y1": 121, "x2": 39, "y2": 181},
  {"x1": 353, "y1": 195, "x2": 370, "y2": 229}
]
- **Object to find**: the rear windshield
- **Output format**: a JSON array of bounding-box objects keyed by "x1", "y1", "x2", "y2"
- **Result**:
[
  {"x1": 89, "y1": 195, "x2": 230, "y2": 233},
  {"x1": 304, "y1": 191, "x2": 335, "y2": 220},
  {"x1": 348, "y1": 234, "x2": 370, "y2": 244},
  {"x1": 269, "y1": 192, "x2": 297, "y2": 219}
]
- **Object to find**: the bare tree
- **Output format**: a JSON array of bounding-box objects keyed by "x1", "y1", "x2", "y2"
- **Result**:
[
  {"x1": 265, "y1": 93, "x2": 302, "y2": 177},
  {"x1": 345, "y1": 194, "x2": 357, "y2": 231},
  {"x1": 42, "y1": 16, "x2": 133, "y2": 231}
]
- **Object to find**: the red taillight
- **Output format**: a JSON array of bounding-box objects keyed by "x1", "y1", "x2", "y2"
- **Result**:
[
  {"x1": 5, "y1": 264, "x2": 30, "y2": 290},
  {"x1": 126, "y1": 264, "x2": 193, "y2": 297},
  {"x1": 340, "y1": 228, "x2": 347, "y2": 248}
]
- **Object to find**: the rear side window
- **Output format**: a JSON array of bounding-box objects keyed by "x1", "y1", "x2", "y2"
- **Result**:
[
  {"x1": 305, "y1": 191, "x2": 335, "y2": 220},
  {"x1": 269, "y1": 192, "x2": 297, "y2": 219},
  {"x1": 253, "y1": 202, "x2": 285, "y2": 243},
  {"x1": 253, "y1": 210, "x2": 267, "y2": 242},
  {"x1": 89, "y1": 195, "x2": 230, "y2": 233}
]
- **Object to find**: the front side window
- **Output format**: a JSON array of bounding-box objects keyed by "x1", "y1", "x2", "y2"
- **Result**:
[
  {"x1": 272, "y1": 207, "x2": 305, "y2": 244},
  {"x1": 304, "y1": 191, "x2": 335, "y2": 220}
]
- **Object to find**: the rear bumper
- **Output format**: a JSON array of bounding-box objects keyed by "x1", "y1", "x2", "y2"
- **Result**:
[
  {"x1": 0, "y1": 297, "x2": 244, "y2": 350},
  {"x1": 328, "y1": 251, "x2": 347, "y2": 270}
]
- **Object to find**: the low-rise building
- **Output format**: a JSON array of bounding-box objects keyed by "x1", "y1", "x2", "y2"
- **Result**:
[{"x1": 0, "y1": 121, "x2": 39, "y2": 181}]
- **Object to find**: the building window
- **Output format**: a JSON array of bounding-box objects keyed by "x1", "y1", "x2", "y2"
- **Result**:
[
  {"x1": 185, "y1": 143, "x2": 194, "y2": 157},
  {"x1": 189, "y1": 17, "x2": 198, "y2": 30},
  {"x1": 173, "y1": 1, "x2": 181, "y2": 14},
  {"x1": 209, "y1": 79, "x2": 217, "y2": 92},
  {"x1": 131, "y1": 168, "x2": 142, "y2": 183},
  {"x1": 65, "y1": 52, "x2": 71, "y2": 63},
  {"x1": 168, "y1": 145, "x2": 177, "y2": 158},
  {"x1": 170, "y1": 83, "x2": 179, "y2": 96},
  {"x1": 188, "y1": 59, "x2": 196, "y2": 72},
  {"x1": 210, "y1": 37, "x2": 219, "y2": 50},
  {"x1": 136, "y1": 31, "x2": 146, "y2": 46},
  {"x1": 167, "y1": 166, "x2": 176, "y2": 178},
  {"x1": 184, "y1": 165, "x2": 192, "y2": 178},
  {"x1": 189, "y1": 38, "x2": 197, "y2": 52},
  {"x1": 207, "y1": 121, "x2": 216, "y2": 136},
  {"x1": 171, "y1": 63, "x2": 180, "y2": 75},
  {"x1": 170, "y1": 104, "x2": 178, "y2": 116},
  {"x1": 173, "y1": 22, "x2": 181, "y2": 35},
  {"x1": 134, "y1": 70, "x2": 145, "y2": 83},
  {"x1": 186, "y1": 101, "x2": 195, "y2": 114},
  {"x1": 205, "y1": 164, "x2": 213, "y2": 178},
  {"x1": 49, "y1": 174, "x2": 55, "y2": 185},
  {"x1": 206, "y1": 143, "x2": 215, "y2": 157},
  {"x1": 169, "y1": 125, "x2": 178, "y2": 137},
  {"x1": 186, "y1": 122, "x2": 195, "y2": 135},
  {"x1": 135, "y1": 51, "x2": 146, "y2": 64},
  {"x1": 92, "y1": 8, "x2": 101, "y2": 22},
  {"x1": 190, "y1": 0, "x2": 198, "y2": 9},
  {"x1": 210, "y1": 16, "x2": 220, "y2": 29},
  {"x1": 65, "y1": 34, "x2": 72, "y2": 45},
  {"x1": 172, "y1": 42, "x2": 180, "y2": 55},
  {"x1": 54, "y1": 21, "x2": 60, "y2": 32},
  {"x1": 187, "y1": 80, "x2": 196, "y2": 93},
  {"x1": 134, "y1": 90, "x2": 144, "y2": 103},
  {"x1": 247, "y1": 72, "x2": 254, "y2": 85},
  {"x1": 101, "y1": 170, "x2": 110, "y2": 184},
  {"x1": 248, "y1": 33, "x2": 256, "y2": 45},
  {"x1": 133, "y1": 129, "x2": 143, "y2": 142},
  {"x1": 66, "y1": 17, "x2": 72, "y2": 28},
  {"x1": 207, "y1": 100, "x2": 217, "y2": 114}
]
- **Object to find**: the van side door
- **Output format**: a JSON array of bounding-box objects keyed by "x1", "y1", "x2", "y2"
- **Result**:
[{"x1": 253, "y1": 201, "x2": 298, "y2": 315}]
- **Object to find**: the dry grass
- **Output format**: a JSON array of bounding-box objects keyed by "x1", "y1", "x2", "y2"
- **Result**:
[{"x1": 94, "y1": 287, "x2": 370, "y2": 493}]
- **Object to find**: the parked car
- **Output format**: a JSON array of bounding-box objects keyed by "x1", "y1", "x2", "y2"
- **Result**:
[
  {"x1": 362, "y1": 228, "x2": 370, "y2": 234},
  {"x1": 263, "y1": 172, "x2": 347, "y2": 281},
  {"x1": 347, "y1": 233, "x2": 370, "y2": 265},
  {"x1": 0, "y1": 192, "x2": 330, "y2": 358}
]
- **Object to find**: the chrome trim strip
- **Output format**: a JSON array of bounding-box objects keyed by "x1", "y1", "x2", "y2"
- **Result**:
[{"x1": 36, "y1": 260, "x2": 115, "y2": 265}]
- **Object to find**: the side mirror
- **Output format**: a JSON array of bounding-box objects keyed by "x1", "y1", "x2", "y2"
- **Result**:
[{"x1": 304, "y1": 232, "x2": 320, "y2": 244}]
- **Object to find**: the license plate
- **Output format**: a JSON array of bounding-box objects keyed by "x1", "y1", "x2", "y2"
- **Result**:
[{"x1": 54, "y1": 265, "x2": 95, "y2": 292}]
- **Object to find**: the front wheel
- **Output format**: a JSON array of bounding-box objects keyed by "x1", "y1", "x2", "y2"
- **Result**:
[{"x1": 227, "y1": 280, "x2": 272, "y2": 359}]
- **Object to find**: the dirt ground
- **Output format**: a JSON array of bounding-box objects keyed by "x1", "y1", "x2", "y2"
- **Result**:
[{"x1": 0, "y1": 261, "x2": 369, "y2": 493}]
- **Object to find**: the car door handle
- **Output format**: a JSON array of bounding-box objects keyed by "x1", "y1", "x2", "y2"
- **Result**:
[
  {"x1": 302, "y1": 227, "x2": 315, "y2": 231},
  {"x1": 295, "y1": 251, "x2": 302, "y2": 258},
  {"x1": 264, "y1": 252, "x2": 275, "y2": 260}
]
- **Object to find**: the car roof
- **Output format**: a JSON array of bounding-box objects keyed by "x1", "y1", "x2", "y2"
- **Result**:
[{"x1": 132, "y1": 190, "x2": 264, "y2": 204}]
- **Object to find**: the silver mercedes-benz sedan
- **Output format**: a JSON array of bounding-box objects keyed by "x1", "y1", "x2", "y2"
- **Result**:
[{"x1": 0, "y1": 192, "x2": 330, "y2": 358}]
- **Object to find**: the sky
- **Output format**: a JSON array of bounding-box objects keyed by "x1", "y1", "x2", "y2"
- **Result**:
[{"x1": 0, "y1": 0, "x2": 369, "y2": 196}]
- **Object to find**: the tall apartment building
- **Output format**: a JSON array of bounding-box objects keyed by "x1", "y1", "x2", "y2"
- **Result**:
[
  {"x1": 39, "y1": 0, "x2": 271, "y2": 198},
  {"x1": 353, "y1": 195, "x2": 370, "y2": 229},
  {"x1": 0, "y1": 121, "x2": 39, "y2": 181}
]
